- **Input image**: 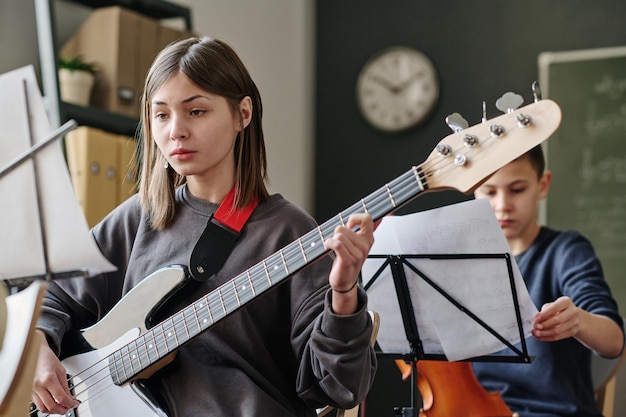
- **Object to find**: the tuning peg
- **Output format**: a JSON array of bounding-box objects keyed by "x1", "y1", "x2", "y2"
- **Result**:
[
  {"x1": 445, "y1": 112, "x2": 469, "y2": 132},
  {"x1": 532, "y1": 81, "x2": 542, "y2": 102},
  {"x1": 495, "y1": 92, "x2": 524, "y2": 113}
]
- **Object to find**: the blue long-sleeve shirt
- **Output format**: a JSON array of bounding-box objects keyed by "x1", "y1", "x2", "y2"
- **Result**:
[{"x1": 473, "y1": 227, "x2": 623, "y2": 417}]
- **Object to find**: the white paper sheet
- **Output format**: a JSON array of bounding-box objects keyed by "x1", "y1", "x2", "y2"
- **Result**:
[
  {"x1": 362, "y1": 198, "x2": 538, "y2": 361},
  {"x1": 0, "y1": 66, "x2": 116, "y2": 281}
]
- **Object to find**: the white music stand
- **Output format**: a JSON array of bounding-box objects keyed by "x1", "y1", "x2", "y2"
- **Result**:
[
  {"x1": 0, "y1": 65, "x2": 115, "y2": 288},
  {"x1": 0, "y1": 65, "x2": 116, "y2": 416}
]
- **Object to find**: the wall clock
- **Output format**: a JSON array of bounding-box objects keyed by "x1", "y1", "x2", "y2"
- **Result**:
[{"x1": 356, "y1": 46, "x2": 439, "y2": 133}]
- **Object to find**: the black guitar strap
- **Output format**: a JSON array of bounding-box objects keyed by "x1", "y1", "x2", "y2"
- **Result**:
[
  {"x1": 189, "y1": 186, "x2": 258, "y2": 281},
  {"x1": 137, "y1": 189, "x2": 258, "y2": 413}
]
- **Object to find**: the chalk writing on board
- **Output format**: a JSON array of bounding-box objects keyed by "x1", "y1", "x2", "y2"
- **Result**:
[
  {"x1": 572, "y1": 193, "x2": 626, "y2": 259},
  {"x1": 594, "y1": 74, "x2": 626, "y2": 99},
  {"x1": 584, "y1": 102, "x2": 626, "y2": 138},
  {"x1": 580, "y1": 151, "x2": 626, "y2": 190}
]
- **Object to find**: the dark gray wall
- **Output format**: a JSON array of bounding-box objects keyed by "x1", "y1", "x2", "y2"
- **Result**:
[
  {"x1": 314, "y1": 1, "x2": 626, "y2": 221},
  {"x1": 315, "y1": 1, "x2": 626, "y2": 416}
]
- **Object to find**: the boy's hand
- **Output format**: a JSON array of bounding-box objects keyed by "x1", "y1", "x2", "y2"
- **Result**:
[{"x1": 532, "y1": 296, "x2": 580, "y2": 341}]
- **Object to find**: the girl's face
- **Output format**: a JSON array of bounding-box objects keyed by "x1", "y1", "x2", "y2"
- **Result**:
[
  {"x1": 151, "y1": 72, "x2": 251, "y2": 197},
  {"x1": 474, "y1": 155, "x2": 551, "y2": 254}
]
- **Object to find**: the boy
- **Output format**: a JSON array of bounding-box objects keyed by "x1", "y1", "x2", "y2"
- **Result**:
[{"x1": 472, "y1": 145, "x2": 624, "y2": 416}]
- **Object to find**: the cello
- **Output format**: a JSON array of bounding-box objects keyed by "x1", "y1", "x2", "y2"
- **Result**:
[{"x1": 394, "y1": 359, "x2": 519, "y2": 417}]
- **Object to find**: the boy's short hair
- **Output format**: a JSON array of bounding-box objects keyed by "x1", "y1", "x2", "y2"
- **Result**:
[{"x1": 522, "y1": 145, "x2": 546, "y2": 178}]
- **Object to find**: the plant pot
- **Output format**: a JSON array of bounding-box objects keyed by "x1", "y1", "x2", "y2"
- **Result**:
[{"x1": 58, "y1": 68, "x2": 95, "y2": 106}]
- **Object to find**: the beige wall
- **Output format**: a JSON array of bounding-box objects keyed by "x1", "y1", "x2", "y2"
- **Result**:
[{"x1": 175, "y1": 0, "x2": 315, "y2": 213}]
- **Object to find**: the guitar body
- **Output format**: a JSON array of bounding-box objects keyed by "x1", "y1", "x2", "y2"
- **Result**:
[
  {"x1": 45, "y1": 266, "x2": 188, "y2": 417},
  {"x1": 0, "y1": 282, "x2": 46, "y2": 417},
  {"x1": 51, "y1": 329, "x2": 162, "y2": 417},
  {"x1": 77, "y1": 265, "x2": 189, "y2": 349}
]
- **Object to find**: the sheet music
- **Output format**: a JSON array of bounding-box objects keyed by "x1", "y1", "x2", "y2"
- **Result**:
[
  {"x1": 362, "y1": 198, "x2": 538, "y2": 361},
  {"x1": 0, "y1": 66, "x2": 116, "y2": 280}
]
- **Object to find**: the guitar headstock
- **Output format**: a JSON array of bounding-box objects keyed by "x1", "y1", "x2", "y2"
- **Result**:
[{"x1": 423, "y1": 98, "x2": 561, "y2": 193}]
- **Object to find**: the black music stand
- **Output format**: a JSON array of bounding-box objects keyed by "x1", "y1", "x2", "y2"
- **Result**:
[{"x1": 363, "y1": 253, "x2": 531, "y2": 416}]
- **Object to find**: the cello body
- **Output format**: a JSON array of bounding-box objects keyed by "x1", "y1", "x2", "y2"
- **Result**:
[{"x1": 415, "y1": 360, "x2": 514, "y2": 417}]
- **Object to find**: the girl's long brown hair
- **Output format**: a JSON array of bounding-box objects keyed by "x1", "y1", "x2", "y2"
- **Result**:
[{"x1": 136, "y1": 37, "x2": 269, "y2": 230}]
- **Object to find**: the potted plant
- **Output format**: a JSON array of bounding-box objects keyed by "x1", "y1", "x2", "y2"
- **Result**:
[{"x1": 58, "y1": 55, "x2": 98, "y2": 106}]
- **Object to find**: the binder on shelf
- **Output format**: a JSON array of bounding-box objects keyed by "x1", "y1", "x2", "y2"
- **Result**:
[
  {"x1": 64, "y1": 126, "x2": 118, "y2": 227},
  {"x1": 117, "y1": 134, "x2": 138, "y2": 204}
]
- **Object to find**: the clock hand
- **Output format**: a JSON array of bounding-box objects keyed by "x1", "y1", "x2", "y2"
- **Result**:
[
  {"x1": 369, "y1": 75, "x2": 402, "y2": 94},
  {"x1": 396, "y1": 71, "x2": 424, "y2": 92}
]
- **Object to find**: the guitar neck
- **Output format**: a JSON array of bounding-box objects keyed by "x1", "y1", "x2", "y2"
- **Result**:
[
  {"x1": 107, "y1": 98, "x2": 562, "y2": 385},
  {"x1": 108, "y1": 166, "x2": 428, "y2": 385}
]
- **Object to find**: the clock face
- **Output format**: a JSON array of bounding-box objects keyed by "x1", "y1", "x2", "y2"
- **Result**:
[{"x1": 356, "y1": 47, "x2": 439, "y2": 133}]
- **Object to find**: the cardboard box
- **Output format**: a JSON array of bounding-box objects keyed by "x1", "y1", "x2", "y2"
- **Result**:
[
  {"x1": 157, "y1": 24, "x2": 194, "y2": 51},
  {"x1": 61, "y1": 6, "x2": 194, "y2": 119},
  {"x1": 136, "y1": 12, "x2": 160, "y2": 94}
]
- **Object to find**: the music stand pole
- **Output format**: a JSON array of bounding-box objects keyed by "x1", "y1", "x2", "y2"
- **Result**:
[{"x1": 389, "y1": 255, "x2": 421, "y2": 417}]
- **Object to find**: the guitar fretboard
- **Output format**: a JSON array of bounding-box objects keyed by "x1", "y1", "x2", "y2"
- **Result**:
[
  {"x1": 104, "y1": 97, "x2": 563, "y2": 385},
  {"x1": 108, "y1": 166, "x2": 427, "y2": 385}
]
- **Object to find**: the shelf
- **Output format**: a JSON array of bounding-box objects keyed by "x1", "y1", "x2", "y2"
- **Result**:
[
  {"x1": 63, "y1": 0, "x2": 192, "y2": 29},
  {"x1": 35, "y1": 0, "x2": 192, "y2": 134},
  {"x1": 61, "y1": 102, "x2": 139, "y2": 137}
]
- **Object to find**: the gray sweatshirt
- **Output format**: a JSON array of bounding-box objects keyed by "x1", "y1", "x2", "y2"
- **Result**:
[{"x1": 37, "y1": 186, "x2": 376, "y2": 417}]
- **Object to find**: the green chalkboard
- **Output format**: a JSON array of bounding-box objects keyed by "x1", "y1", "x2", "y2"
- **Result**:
[{"x1": 538, "y1": 46, "x2": 626, "y2": 310}]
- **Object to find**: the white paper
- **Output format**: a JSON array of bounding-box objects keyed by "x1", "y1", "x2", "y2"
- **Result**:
[
  {"x1": 362, "y1": 198, "x2": 538, "y2": 361},
  {"x1": 0, "y1": 66, "x2": 116, "y2": 280}
]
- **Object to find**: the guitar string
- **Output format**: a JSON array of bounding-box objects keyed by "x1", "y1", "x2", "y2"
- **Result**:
[
  {"x1": 30, "y1": 128, "x2": 491, "y2": 416},
  {"x1": 28, "y1": 157, "x2": 433, "y2": 416},
  {"x1": 30, "y1": 128, "x2": 499, "y2": 416},
  {"x1": 33, "y1": 164, "x2": 440, "y2": 417},
  {"x1": 30, "y1": 120, "x2": 525, "y2": 416}
]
